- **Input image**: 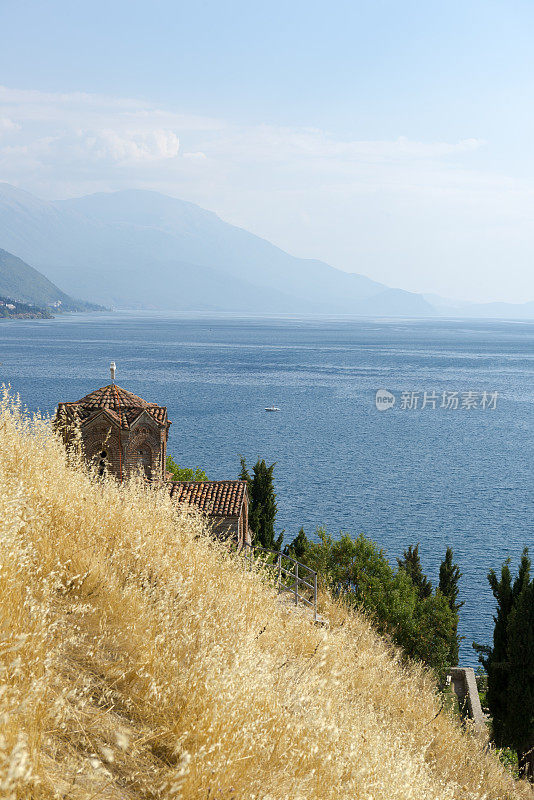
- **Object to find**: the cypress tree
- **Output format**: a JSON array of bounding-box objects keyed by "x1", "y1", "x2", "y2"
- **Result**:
[
  {"x1": 512, "y1": 548, "x2": 532, "y2": 605},
  {"x1": 284, "y1": 527, "x2": 310, "y2": 561},
  {"x1": 474, "y1": 560, "x2": 514, "y2": 746},
  {"x1": 505, "y1": 579, "x2": 534, "y2": 780},
  {"x1": 397, "y1": 543, "x2": 432, "y2": 599},
  {"x1": 439, "y1": 547, "x2": 463, "y2": 665},
  {"x1": 474, "y1": 549, "x2": 531, "y2": 750},
  {"x1": 240, "y1": 458, "x2": 282, "y2": 551},
  {"x1": 239, "y1": 455, "x2": 252, "y2": 490}
]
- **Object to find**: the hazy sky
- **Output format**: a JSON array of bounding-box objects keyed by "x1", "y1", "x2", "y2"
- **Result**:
[{"x1": 1, "y1": 0, "x2": 534, "y2": 303}]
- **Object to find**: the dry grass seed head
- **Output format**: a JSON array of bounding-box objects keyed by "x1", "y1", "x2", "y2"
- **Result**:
[{"x1": 0, "y1": 391, "x2": 531, "y2": 799}]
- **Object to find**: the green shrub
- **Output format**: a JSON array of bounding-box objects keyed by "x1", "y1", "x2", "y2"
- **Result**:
[
  {"x1": 166, "y1": 455, "x2": 208, "y2": 482},
  {"x1": 286, "y1": 528, "x2": 457, "y2": 677}
]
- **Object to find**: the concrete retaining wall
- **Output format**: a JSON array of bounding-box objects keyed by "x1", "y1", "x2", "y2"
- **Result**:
[{"x1": 448, "y1": 667, "x2": 487, "y2": 736}]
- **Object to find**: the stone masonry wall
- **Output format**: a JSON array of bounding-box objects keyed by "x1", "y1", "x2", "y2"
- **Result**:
[{"x1": 80, "y1": 417, "x2": 166, "y2": 481}]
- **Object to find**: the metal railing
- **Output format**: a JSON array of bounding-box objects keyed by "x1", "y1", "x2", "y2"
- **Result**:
[{"x1": 243, "y1": 542, "x2": 318, "y2": 623}]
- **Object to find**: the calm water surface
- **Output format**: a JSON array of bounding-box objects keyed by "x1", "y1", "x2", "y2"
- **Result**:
[{"x1": 2, "y1": 311, "x2": 533, "y2": 664}]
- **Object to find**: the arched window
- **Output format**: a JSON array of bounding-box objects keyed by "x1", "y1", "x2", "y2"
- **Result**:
[{"x1": 98, "y1": 449, "x2": 107, "y2": 476}]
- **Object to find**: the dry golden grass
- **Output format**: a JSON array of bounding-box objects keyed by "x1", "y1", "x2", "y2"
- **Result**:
[{"x1": 0, "y1": 390, "x2": 532, "y2": 800}]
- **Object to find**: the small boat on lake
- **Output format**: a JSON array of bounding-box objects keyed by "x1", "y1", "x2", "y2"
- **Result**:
[{"x1": 265, "y1": 406, "x2": 281, "y2": 412}]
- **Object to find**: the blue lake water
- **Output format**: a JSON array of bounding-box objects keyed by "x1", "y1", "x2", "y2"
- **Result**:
[{"x1": 1, "y1": 311, "x2": 533, "y2": 665}]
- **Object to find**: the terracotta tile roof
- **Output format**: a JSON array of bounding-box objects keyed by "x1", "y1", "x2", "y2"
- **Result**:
[
  {"x1": 170, "y1": 480, "x2": 247, "y2": 517},
  {"x1": 146, "y1": 407, "x2": 168, "y2": 424},
  {"x1": 76, "y1": 384, "x2": 155, "y2": 411},
  {"x1": 56, "y1": 384, "x2": 169, "y2": 430},
  {"x1": 56, "y1": 403, "x2": 91, "y2": 424}
]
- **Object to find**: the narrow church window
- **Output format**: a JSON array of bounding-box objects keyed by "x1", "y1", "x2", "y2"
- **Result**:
[{"x1": 98, "y1": 450, "x2": 107, "y2": 476}]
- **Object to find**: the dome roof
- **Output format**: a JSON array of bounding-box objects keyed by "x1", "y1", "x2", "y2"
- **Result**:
[
  {"x1": 76, "y1": 384, "x2": 155, "y2": 411},
  {"x1": 56, "y1": 384, "x2": 169, "y2": 429}
]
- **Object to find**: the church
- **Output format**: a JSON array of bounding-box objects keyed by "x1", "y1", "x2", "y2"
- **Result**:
[{"x1": 55, "y1": 364, "x2": 251, "y2": 549}]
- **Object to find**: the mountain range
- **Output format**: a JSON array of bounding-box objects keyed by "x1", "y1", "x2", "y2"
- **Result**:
[
  {"x1": 0, "y1": 182, "x2": 532, "y2": 318},
  {"x1": 0, "y1": 248, "x2": 100, "y2": 312}
]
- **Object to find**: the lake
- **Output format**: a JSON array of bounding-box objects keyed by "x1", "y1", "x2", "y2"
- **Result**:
[{"x1": 2, "y1": 311, "x2": 533, "y2": 664}]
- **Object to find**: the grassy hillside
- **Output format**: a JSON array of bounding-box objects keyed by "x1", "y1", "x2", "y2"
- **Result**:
[
  {"x1": 0, "y1": 393, "x2": 531, "y2": 799},
  {"x1": 0, "y1": 248, "x2": 101, "y2": 311}
]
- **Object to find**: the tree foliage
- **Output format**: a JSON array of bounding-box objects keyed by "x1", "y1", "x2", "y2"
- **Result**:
[
  {"x1": 240, "y1": 457, "x2": 283, "y2": 551},
  {"x1": 438, "y1": 547, "x2": 463, "y2": 665},
  {"x1": 397, "y1": 543, "x2": 432, "y2": 599},
  {"x1": 166, "y1": 455, "x2": 208, "y2": 482},
  {"x1": 474, "y1": 548, "x2": 533, "y2": 779},
  {"x1": 288, "y1": 528, "x2": 457, "y2": 677},
  {"x1": 283, "y1": 527, "x2": 309, "y2": 561},
  {"x1": 505, "y1": 579, "x2": 534, "y2": 779}
]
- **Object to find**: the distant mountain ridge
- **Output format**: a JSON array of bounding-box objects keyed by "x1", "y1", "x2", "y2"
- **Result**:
[
  {"x1": 0, "y1": 182, "x2": 531, "y2": 317},
  {"x1": 0, "y1": 183, "x2": 434, "y2": 314},
  {"x1": 0, "y1": 248, "x2": 101, "y2": 312},
  {"x1": 422, "y1": 292, "x2": 534, "y2": 319}
]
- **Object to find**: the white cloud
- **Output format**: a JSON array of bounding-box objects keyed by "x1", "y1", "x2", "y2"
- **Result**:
[
  {"x1": 0, "y1": 116, "x2": 20, "y2": 132},
  {"x1": 182, "y1": 151, "x2": 207, "y2": 160},
  {"x1": 80, "y1": 129, "x2": 180, "y2": 163},
  {"x1": 207, "y1": 126, "x2": 484, "y2": 164},
  {"x1": 0, "y1": 84, "x2": 532, "y2": 302},
  {"x1": 0, "y1": 83, "x2": 483, "y2": 175}
]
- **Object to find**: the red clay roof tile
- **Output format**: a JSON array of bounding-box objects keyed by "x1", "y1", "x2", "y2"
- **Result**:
[
  {"x1": 56, "y1": 384, "x2": 169, "y2": 431},
  {"x1": 76, "y1": 384, "x2": 155, "y2": 410},
  {"x1": 169, "y1": 481, "x2": 247, "y2": 517}
]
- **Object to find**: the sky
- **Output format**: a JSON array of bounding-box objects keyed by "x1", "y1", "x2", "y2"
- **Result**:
[{"x1": 1, "y1": 0, "x2": 534, "y2": 303}]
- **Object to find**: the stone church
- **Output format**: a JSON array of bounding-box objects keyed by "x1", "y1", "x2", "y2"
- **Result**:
[
  {"x1": 55, "y1": 365, "x2": 250, "y2": 548},
  {"x1": 56, "y1": 382, "x2": 170, "y2": 480}
]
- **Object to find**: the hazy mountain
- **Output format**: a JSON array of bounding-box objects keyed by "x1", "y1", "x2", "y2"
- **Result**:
[
  {"x1": 422, "y1": 293, "x2": 534, "y2": 319},
  {"x1": 0, "y1": 247, "x2": 100, "y2": 311},
  {"x1": 463, "y1": 301, "x2": 534, "y2": 318},
  {"x1": 0, "y1": 183, "x2": 435, "y2": 314},
  {"x1": 361, "y1": 288, "x2": 433, "y2": 316},
  {"x1": 0, "y1": 295, "x2": 52, "y2": 319},
  {"x1": 0, "y1": 183, "x2": 530, "y2": 317}
]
